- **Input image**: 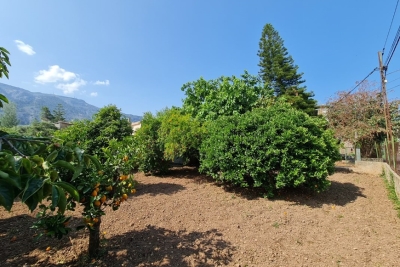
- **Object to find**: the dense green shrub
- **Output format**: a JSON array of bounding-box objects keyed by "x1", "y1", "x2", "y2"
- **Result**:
[
  {"x1": 199, "y1": 102, "x2": 340, "y2": 196},
  {"x1": 181, "y1": 71, "x2": 273, "y2": 121},
  {"x1": 158, "y1": 108, "x2": 205, "y2": 165},
  {"x1": 54, "y1": 105, "x2": 132, "y2": 160},
  {"x1": 135, "y1": 112, "x2": 169, "y2": 174}
]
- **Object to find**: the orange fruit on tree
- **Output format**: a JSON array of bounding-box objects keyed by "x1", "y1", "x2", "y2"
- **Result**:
[
  {"x1": 100, "y1": 195, "x2": 107, "y2": 203},
  {"x1": 95, "y1": 187, "x2": 100, "y2": 192},
  {"x1": 94, "y1": 200, "x2": 101, "y2": 207},
  {"x1": 91, "y1": 190, "x2": 98, "y2": 197},
  {"x1": 92, "y1": 217, "x2": 99, "y2": 223},
  {"x1": 95, "y1": 182, "x2": 100, "y2": 188},
  {"x1": 122, "y1": 194, "x2": 128, "y2": 200},
  {"x1": 106, "y1": 185, "x2": 113, "y2": 191},
  {"x1": 131, "y1": 189, "x2": 136, "y2": 194}
]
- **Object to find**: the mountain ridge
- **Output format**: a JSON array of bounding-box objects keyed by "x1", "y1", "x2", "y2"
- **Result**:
[{"x1": 0, "y1": 83, "x2": 142, "y2": 125}]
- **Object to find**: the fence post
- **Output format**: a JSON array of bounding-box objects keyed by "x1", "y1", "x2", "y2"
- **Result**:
[
  {"x1": 392, "y1": 138, "x2": 396, "y2": 171},
  {"x1": 385, "y1": 139, "x2": 391, "y2": 167},
  {"x1": 356, "y1": 148, "x2": 361, "y2": 161}
]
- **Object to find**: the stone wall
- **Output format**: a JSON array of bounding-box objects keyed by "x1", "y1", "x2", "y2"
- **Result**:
[{"x1": 355, "y1": 161, "x2": 400, "y2": 198}]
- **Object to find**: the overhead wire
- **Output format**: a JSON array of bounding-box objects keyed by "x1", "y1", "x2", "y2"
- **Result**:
[
  {"x1": 387, "y1": 83, "x2": 400, "y2": 91},
  {"x1": 384, "y1": 25, "x2": 400, "y2": 67},
  {"x1": 387, "y1": 76, "x2": 400, "y2": 83},
  {"x1": 383, "y1": 0, "x2": 400, "y2": 55},
  {"x1": 334, "y1": 68, "x2": 378, "y2": 104},
  {"x1": 386, "y1": 69, "x2": 400, "y2": 75}
]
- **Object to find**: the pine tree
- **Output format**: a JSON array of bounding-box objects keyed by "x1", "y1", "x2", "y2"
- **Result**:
[
  {"x1": 257, "y1": 23, "x2": 317, "y2": 115},
  {"x1": 53, "y1": 104, "x2": 66, "y2": 122},
  {"x1": 258, "y1": 23, "x2": 305, "y2": 95},
  {"x1": 0, "y1": 102, "x2": 19, "y2": 127},
  {"x1": 40, "y1": 106, "x2": 55, "y2": 122}
]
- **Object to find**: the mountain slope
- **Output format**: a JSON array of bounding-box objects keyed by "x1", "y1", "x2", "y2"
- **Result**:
[{"x1": 0, "y1": 83, "x2": 142, "y2": 125}]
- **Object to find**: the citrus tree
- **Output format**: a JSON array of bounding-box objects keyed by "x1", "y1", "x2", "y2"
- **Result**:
[
  {"x1": 199, "y1": 101, "x2": 341, "y2": 196},
  {"x1": 0, "y1": 46, "x2": 10, "y2": 107},
  {"x1": 0, "y1": 134, "x2": 99, "y2": 229},
  {"x1": 54, "y1": 105, "x2": 136, "y2": 256},
  {"x1": 0, "y1": 48, "x2": 136, "y2": 257}
]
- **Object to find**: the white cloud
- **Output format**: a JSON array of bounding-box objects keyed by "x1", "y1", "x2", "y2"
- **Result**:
[
  {"x1": 56, "y1": 79, "x2": 87, "y2": 94},
  {"x1": 15, "y1": 40, "x2": 36, "y2": 55},
  {"x1": 90, "y1": 92, "x2": 98, "y2": 97},
  {"x1": 35, "y1": 65, "x2": 77, "y2": 83},
  {"x1": 94, "y1": 80, "x2": 110, "y2": 86}
]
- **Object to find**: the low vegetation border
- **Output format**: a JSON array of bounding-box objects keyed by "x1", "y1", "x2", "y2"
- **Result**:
[
  {"x1": 355, "y1": 161, "x2": 400, "y2": 198},
  {"x1": 380, "y1": 163, "x2": 400, "y2": 199}
]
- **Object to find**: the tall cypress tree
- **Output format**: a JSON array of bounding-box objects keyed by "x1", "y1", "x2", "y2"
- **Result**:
[{"x1": 258, "y1": 23, "x2": 317, "y2": 115}]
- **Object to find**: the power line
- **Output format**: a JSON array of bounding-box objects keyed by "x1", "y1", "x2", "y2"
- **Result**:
[
  {"x1": 383, "y1": 0, "x2": 400, "y2": 54},
  {"x1": 384, "y1": 25, "x2": 400, "y2": 67},
  {"x1": 387, "y1": 83, "x2": 400, "y2": 90},
  {"x1": 385, "y1": 26, "x2": 400, "y2": 67},
  {"x1": 387, "y1": 69, "x2": 400, "y2": 75},
  {"x1": 387, "y1": 76, "x2": 400, "y2": 83},
  {"x1": 335, "y1": 68, "x2": 378, "y2": 103}
]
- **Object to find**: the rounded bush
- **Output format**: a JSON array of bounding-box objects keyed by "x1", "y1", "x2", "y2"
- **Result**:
[{"x1": 199, "y1": 103, "x2": 340, "y2": 196}]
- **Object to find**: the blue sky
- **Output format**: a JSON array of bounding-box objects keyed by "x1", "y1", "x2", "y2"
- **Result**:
[{"x1": 2, "y1": 1, "x2": 400, "y2": 116}]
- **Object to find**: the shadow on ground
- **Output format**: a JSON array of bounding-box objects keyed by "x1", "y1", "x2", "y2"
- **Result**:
[
  {"x1": 334, "y1": 166, "x2": 354, "y2": 173},
  {"x1": 2, "y1": 215, "x2": 235, "y2": 267},
  {"x1": 135, "y1": 182, "x2": 186, "y2": 197},
  {"x1": 0, "y1": 214, "x2": 87, "y2": 267},
  {"x1": 271, "y1": 180, "x2": 367, "y2": 208},
  {"x1": 162, "y1": 166, "x2": 367, "y2": 207},
  {"x1": 96, "y1": 225, "x2": 235, "y2": 267}
]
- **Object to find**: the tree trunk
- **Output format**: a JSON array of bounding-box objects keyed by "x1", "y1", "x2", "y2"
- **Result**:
[{"x1": 88, "y1": 217, "x2": 101, "y2": 257}]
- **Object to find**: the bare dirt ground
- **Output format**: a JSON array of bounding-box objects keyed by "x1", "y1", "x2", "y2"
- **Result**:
[{"x1": 1, "y1": 165, "x2": 400, "y2": 267}]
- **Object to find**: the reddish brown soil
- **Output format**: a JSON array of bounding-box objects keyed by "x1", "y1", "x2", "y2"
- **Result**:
[{"x1": 1, "y1": 165, "x2": 400, "y2": 267}]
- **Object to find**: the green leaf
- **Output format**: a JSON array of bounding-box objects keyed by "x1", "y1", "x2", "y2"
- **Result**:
[
  {"x1": 56, "y1": 186, "x2": 67, "y2": 214},
  {"x1": 0, "y1": 47, "x2": 10, "y2": 54},
  {"x1": 86, "y1": 155, "x2": 101, "y2": 170},
  {"x1": 21, "y1": 158, "x2": 32, "y2": 174},
  {"x1": 24, "y1": 193, "x2": 39, "y2": 212},
  {"x1": 0, "y1": 180, "x2": 15, "y2": 211},
  {"x1": 30, "y1": 155, "x2": 44, "y2": 166},
  {"x1": 0, "y1": 170, "x2": 21, "y2": 189},
  {"x1": 0, "y1": 94, "x2": 9, "y2": 104},
  {"x1": 35, "y1": 185, "x2": 43, "y2": 203},
  {"x1": 71, "y1": 164, "x2": 83, "y2": 181},
  {"x1": 4, "y1": 153, "x2": 15, "y2": 168},
  {"x1": 46, "y1": 149, "x2": 59, "y2": 163},
  {"x1": 42, "y1": 183, "x2": 52, "y2": 198},
  {"x1": 54, "y1": 181, "x2": 79, "y2": 201},
  {"x1": 53, "y1": 160, "x2": 75, "y2": 172},
  {"x1": 21, "y1": 177, "x2": 44, "y2": 203},
  {"x1": 51, "y1": 185, "x2": 59, "y2": 209}
]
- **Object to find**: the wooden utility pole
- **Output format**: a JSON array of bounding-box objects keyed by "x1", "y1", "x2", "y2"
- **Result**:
[{"x1": 378, "y1": 51, "x2": 395, "y2": 168}]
